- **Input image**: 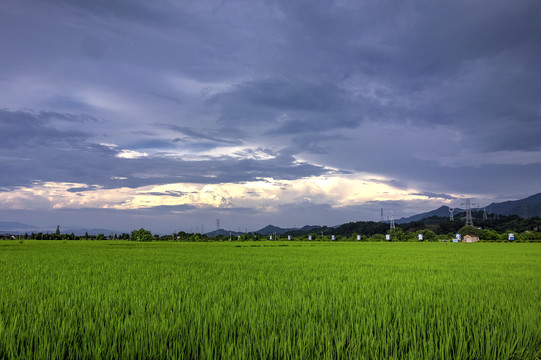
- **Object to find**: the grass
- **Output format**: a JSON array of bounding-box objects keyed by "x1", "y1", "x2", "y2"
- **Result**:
[{"x1": 0, "y1": 241, "x2": 540, "y2": 359}]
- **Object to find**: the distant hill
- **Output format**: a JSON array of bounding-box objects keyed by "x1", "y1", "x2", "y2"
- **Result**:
[
  {"x1": 255, "y1": 225, "x2": 293, "y2": 235},
  {"x1": 254, "y1": 194, "x2": 541, "y2": 233},
  {"x1": 254, "y1": 224, "x2": 321, "y2": 235},
  {"x1": 486, "y1": 193, "x2": 541, "y2": 218},
  {"x1": 0, "y1": 222, "x2": 119, "y2": 236},
  {"x1": 396, "y1": 206, "x2": 464, "y2": 224},
  {"x1": 298, "y1": 225, "x2": 321, "y2": 232},
  {"x1": 4, "y1": 193, "x2": 539, "y2": 237},
  {"x1": 0, "y1": 221, "x2": 39, "y2": 233},
  {"x1": 396, "y1": 193, "x2": 541, "y2": 224},
  {"x1": 204, "y1": 229, "x2": 244, "y2": 237},
  {"x1": 62, "y1": 227, "x2": 120, "y2": 236}
]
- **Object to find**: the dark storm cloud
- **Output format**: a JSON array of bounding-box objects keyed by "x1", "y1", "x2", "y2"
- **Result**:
[
  {"x1": 0, "y1": 109, "x2": 330, "y2": 189},
  {"x1": 208, "y1": 78, "x2": 363, "y2": 134},
  {"x1": 55, "y1": 0, "x2": 171, "y2": 27},
  {"x1": 270, "y1": 0, "x2": 541, "y2": 150},
  {"x1": 156, "y1": 124, "x2": 241, "y2": 146},
  {"x1": 0, "y1": 109, "x2": 90, "y2": 146},
  {"x1": 1, "y1": 0, "x2": 541, "y2": 231}
]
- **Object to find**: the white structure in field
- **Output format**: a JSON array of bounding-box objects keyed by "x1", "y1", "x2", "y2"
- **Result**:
[
  {"x1": 463, "y1": 235, "x2": 479, "y2": 243},
  {"x1": 357, "y1": 235, "x2": 361, "y2": 241}
]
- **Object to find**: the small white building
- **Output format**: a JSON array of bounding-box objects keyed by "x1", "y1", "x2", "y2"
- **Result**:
[{"x1": 463, "y1": 235, "x2": 480, "y2": 243}]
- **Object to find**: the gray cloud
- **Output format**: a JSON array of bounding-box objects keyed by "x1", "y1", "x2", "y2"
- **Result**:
[
  {"x1": 67, "y1": 185, "x2": 102, "y2": 193},
  {"x1": 208, "y1": 78, "x2": 363, "y2": 135},
  {"x1": 1, "y1": 0, "x2": 540, "y2": 231},
  {"x1": 0, "y1": 109, "x2": 331, "y2": 190},
  {"x1": 155, "y1": 123, "x2": 242, "y2": 146}
]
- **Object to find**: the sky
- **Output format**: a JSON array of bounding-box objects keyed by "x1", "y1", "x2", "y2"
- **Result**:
[{"x1": 1, "y1": 0, "x2": 540, "y2": 234}]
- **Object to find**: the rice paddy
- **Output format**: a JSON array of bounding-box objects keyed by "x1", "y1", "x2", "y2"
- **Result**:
[{"x1": 0, "y1": 241, "x2": 539, "y2": 359}]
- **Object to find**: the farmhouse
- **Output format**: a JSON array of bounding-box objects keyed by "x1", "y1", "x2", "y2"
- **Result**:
[{"x1": 463, "y1": 235, "x2": 479, "y2": 243}]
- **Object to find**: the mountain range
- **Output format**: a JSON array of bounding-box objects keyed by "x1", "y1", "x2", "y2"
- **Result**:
[
  {"x1": 2, "y1": 193, "x2": 540, "y2": 235},
  {"x1": 0, "y1": 222, "x2": 120, "y2": 236}
]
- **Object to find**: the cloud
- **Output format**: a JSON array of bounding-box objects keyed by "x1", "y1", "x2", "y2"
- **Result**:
[
  {"x1": 155, "y1": 123, "x2": 242, "y2": 145},
  {"x1": 410, "y1": 192, "x2": 457, "y2": 201},
  {"x1": 0, "y1": 109, "x2": 333, "y2": 191},
  {"x1": 67, "y1": 185, "x2": 102, "y2": 193},
  {"x1": 207, "y1": 78, "x2": 363, "y2": 135},
  {"x1": 116, "y1": 150, "x2": 148, "y2": 159},
  {"x1": 1, "y1": 0, "x2": 540, "y2": 231}
]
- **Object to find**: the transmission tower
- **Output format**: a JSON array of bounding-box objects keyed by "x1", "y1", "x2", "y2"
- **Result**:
[
  {"x1": 389, "y1": 213, "x2": 395, "y2": 231},
  {"x1": 461, "y1": 198, "x2": 477, "y2": 227},
  {"x1": 380, "y1": 208, "x2": 384, "y2": 222},
  {"x1": 482, "y1": 208, "x2": 487, "y2": 221},
  {"x1": 216, "y1": 219, "x2": 220, "y2": 231},
  {"x1": 449, "y1": 208, "x2": 455, "y2": 221}
]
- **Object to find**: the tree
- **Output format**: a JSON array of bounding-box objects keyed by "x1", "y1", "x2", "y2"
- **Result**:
[
  {"x1": 388, "y1": 227, "x2": 405, "y2": 241},
  {"x1": 481, "y1": 229, "x2": 501, "y2": 241},
  {"x1": 518, "y1": 231, "x2": 541, "y2": 242},
  {"x1": 458, "y1": 226, "x2": 484, "y2": 238},
  {"x1": 130, "y1": 228, "x2": 152, "y2": 242},
  {"x1": 369, "y1": 234, "x2": 386, "y2": 241},
  {"x1": 418, "y1": 229, "x2": 437, "y2": 242}
]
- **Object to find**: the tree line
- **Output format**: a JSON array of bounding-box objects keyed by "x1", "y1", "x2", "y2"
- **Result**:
[{"x1": 2, "y1": 214, "x2": 540, "y2": 241}]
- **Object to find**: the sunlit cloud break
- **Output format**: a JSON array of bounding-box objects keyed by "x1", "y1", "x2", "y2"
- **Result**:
[{"x1": 0, "y1": 174, "x2": 464, "y2": 216}]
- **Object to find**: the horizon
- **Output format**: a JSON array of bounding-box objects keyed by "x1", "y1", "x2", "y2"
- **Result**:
[
  {"x1": 1, "y1": 1, "x2": 541, "y2": 233},
  {"x1": 3, "y1": 192, "x2": 538, "y2": 235}
]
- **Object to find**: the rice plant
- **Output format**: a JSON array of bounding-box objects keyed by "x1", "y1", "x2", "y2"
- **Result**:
[{"x1": 0, "y1": 241, "x2": 539, "y2": 359}]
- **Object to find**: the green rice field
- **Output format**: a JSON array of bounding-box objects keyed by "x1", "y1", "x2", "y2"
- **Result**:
[{"x1": 0, "y1": 241, "x2": 540, "y2": 359}]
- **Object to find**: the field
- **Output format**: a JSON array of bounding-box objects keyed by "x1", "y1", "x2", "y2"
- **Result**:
[{"x1": 0, "y1": 241, "x2": 540, "y2": 359}]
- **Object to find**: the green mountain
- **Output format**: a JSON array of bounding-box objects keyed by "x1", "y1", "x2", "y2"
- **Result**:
[{"x1": 486, "y1": 193, "x2": 541, "y2": 218}]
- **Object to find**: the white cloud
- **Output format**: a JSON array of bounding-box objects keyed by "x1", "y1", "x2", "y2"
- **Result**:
[
  {"x1": 116, "y1": 149, "x2": 148, "y2": 159},
  {"x1": 0, "y1": 173, "x2": 465, "y2": 214}
]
